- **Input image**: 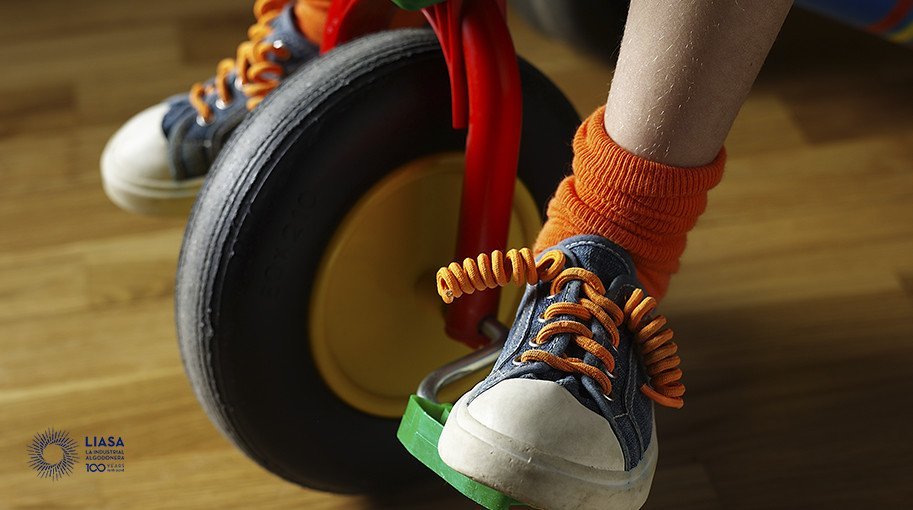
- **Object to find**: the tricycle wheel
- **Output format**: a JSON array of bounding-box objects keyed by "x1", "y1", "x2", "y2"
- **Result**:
[{"x1": 176, "y1": 28, "x2": 579, "y2": 493}]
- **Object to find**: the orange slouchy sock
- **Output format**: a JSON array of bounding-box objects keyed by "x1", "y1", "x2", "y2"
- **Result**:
[
  {"x1": 535, "y1": 106, "x2": 726, "y2": 300},
  {"x1": 294, "y1": 0, "x2": 332, "y2": 45}
]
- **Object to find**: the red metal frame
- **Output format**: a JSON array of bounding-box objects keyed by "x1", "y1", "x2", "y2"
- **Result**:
[
  {"x1": 323, "y1": 0, "x2": 523, "y2": 348},
  {"x1": 320, "y1": 0, "x2": 401, "y2": 53}
]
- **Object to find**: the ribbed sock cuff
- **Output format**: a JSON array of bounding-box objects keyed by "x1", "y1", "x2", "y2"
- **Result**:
[{"x1": 535, "y1": 106, "x2": 726, "y2": 299}]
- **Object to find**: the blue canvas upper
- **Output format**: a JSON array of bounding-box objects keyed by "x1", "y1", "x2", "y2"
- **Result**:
[
  {"x1": 466, "y1": 235, "x2": 656, "y2": 470},
  {"x1": 160, "y1": 3, "x2": 318, "y2": 180}
]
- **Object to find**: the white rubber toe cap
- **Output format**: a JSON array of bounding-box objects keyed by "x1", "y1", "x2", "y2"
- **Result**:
[
  {"x1": 439, "y1": 379, "x2": 655, "y2": 509},
  {"x1": 101, "y1": 103, "x2": 202, "y2": 215},
  {"x1": 102, "y1": 103, "x2": 171, "y2": 184},
  {"x1": 464, "y1": 379, "x2": 625, "y2": 470}
]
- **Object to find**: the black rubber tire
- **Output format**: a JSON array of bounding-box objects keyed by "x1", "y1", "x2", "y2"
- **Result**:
[
  {"x1": 175, "y1": 28, "x2": 580, "y2": 494},
  {"x1": 511, "y1": 0, "x2": 630, "y2": 63}
]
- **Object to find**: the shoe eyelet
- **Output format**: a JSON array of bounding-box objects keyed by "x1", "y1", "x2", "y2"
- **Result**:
[
  {"x1": 195, "y1": 115, "x2": 211, "y2": 127},
  {"x1": 511, "y1": 355, "x2": 524, "y2": 366},
  {"x1": 605, "y1": 370, "x2": 616, "y2": 380},
  {"x1": 272, "y1": 40, "x2": 291, "y2": 61},
  {"x1": 528, "y1": 338, "x2": 540, "y2": 347},
  {"x1": 536, "y1": 315, "x2": 547, "y2": 324},
  {"x1": 603, "y1": 393, "x2": 614, "y2": 402},
  {"x1": 214, "y1": 98, "x2": 231, "y2": 110},
  {"x1": 234, "y1": 76, "x2": 244, "y2": 90}
]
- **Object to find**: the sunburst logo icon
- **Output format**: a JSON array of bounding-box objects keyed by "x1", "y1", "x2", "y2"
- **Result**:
[{"x1": 27, "y1": 428, "x2": 78, "y2": 480}]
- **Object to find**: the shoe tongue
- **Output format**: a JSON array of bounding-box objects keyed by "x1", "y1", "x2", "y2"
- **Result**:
[
  {"x1": 553, "y1": 234, "x2": 639, "y2": 298},
  {"x1": 531, "y1": 235, "x2": 639, "y2": 360},
  {"x1": 544, "y1": 236, "x2": 644, "y2": 417}
]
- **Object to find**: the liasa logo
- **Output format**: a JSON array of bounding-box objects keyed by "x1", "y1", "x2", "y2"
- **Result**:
[
  {"x1": 27, "y1": 429, "x2": 79, "y2": 480},
  {"x1": 85, "y1": 435, "x2": 125, "y2": 448},
  {"x1": 83, "y1": 434, "x2": 126, "y2": 474}
]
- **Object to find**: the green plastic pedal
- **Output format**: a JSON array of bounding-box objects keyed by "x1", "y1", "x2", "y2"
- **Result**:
[{"x1": 397, "y1": 395, "x2": 528, "y2": 510}]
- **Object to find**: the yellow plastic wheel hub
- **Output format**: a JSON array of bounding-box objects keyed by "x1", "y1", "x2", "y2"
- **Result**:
[{"x1": 310, "y1": 153, "x2": 543, "y2": 418}]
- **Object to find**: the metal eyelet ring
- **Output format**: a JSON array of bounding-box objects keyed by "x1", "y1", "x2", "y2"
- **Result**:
[
  {"x1": 195, "y1": 115, "x2": 211, "y2": 127},
  {"x1": 214, "y1": 98, "x2": 231, "y2": 110},
  {"x1": 511, "y1": 355, "x2": 524, "y2": 366},
  {"x1": 603, "y1": 393, "x2": 614, "y2": 402},
  {"x1": 234, "y1": 76, "x2": 244, "y2": 90},
  {"x1": 528, "y1": 338, "x2": 540, "y2": 347},
  {"x1": 272, "y1": 39, "x2": 291, "y2": 60},
  {"x1": 536, "y1": 315, "x2": 547, "y2": 324}
]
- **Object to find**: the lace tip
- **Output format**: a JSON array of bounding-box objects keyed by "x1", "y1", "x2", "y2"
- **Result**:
[{"x1": 640, "y1": 384, "x2": 684, "y2": 409}]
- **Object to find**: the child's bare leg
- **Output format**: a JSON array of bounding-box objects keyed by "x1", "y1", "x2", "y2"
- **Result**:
[
  {"x1": 536, "y1": 0, "x2": 793, "y2": 298},
  {"x1": 606, "y1": 0, "x2": 793, "y2": 167}
]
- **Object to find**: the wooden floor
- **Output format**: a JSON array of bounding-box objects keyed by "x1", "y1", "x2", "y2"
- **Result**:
[{"x1": 2, "y1": 2, "x2": 912, "y2": 509}]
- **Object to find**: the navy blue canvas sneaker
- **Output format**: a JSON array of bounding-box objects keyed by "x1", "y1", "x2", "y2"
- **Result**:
[
  {"x1": 100, "y1": 0, "x2": 318, "y2": 215},
  {"x1": 436, "y1": 234, "x2": 685, "y2": 510}
]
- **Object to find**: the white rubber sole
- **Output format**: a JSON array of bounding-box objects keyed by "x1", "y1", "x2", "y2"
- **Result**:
[
  {"x1": 100, "y1": 147, "x2": 203, "y2": 217},
  {"x1": 439, "y1": 395, "x2": 658, "y2": 510}
]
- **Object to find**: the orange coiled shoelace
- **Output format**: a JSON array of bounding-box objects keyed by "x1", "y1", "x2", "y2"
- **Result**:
[
  {"x1": 189, "y1": 0, "x2": 292, "y2": 123},
  {"x1": 437, "y1": 248, "x2": 685, "y2": 409}
]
